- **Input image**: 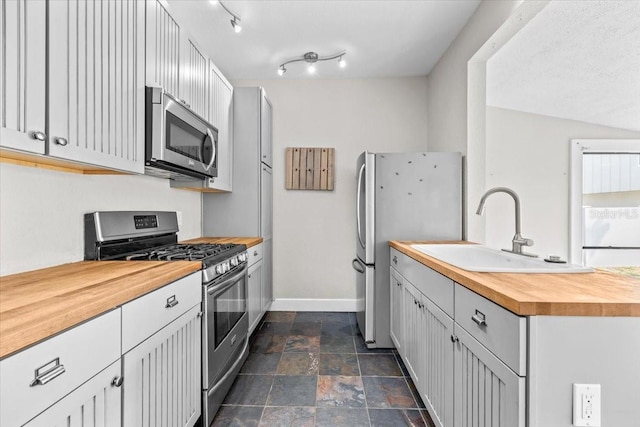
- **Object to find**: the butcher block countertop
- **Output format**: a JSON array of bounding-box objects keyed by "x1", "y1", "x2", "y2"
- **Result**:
[
  {"x1": 390, "y1": 241, "x2": 640, "y2": 317},
  {"x1": 0, "y1": 261, "x2": 201, "y2": 359},
  {"x1": 181, "y1": 237, "x2": 263, "y2": 247}
]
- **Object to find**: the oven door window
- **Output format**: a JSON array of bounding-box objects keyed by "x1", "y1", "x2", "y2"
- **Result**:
[
  {"x1": 166, "y1": 111, "x2": 214, "y2": 164},
  {"x1": 211, "y1": 274, "x2": 246, "y2": 348}
]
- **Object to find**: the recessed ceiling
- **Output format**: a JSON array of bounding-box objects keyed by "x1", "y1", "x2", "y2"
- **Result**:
[
  {"x1": 165, "y1": 0, "x2": 481, "y2": 80},
  {"x1": 487, "y1": 0, "x2": 640, "y2": 131}
]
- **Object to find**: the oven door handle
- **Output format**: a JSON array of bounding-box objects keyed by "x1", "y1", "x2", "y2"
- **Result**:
[{"x1": 207, "y1": 265, "x2": 248, "y2": 296}]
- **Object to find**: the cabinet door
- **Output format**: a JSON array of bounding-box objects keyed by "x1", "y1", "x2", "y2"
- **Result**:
[
  {"x1": 389, "y1": 267, "x2": 404, "y2": 353},
  {"x1": 260, "y1": 165, "x2": 273, "y2": 238},
  {"x1": 24, "y1": 361, "x2": 122, "y2": 427},
  {"x1": 207, "y1": 62, "x2": 233, "y2": 191},
  {"x1": 262, "y1": 238, "x2": 273, "y2": 313},
  {"x1": 260, "y1": 90, "x2": 272, "y2": 167},
  {"x1": 123, "y1": 305, "x2": 202, "y2": 427},
  {"x1": 248, "y1": 259, "x2": 264, "y2": 335},
  {"x1": 420, "y1": 296, "x2": 454, "y2": 427},
  {"x1": 0, "y1": 0, "x2": 46, "y2": 154},
  {"x1": 402, "y1": 282, "x2": 422, "y2": 388},
  {"x1": 179, "y1": 34, "x2": 207, "y2": 118},
  {"x1": 48, "y1": 0, "x2": 145, "y2": 173},
  {"x1": 454, "y1": 326, "x2": 525, "y2": 427},
  {"x1": 146, "y1": 0, "x2": 180, "y2": 96}
]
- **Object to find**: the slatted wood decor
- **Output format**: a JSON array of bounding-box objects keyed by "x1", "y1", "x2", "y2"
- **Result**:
[{"x1": 285, "y1": 147, "x2": 335, "y2": 190}]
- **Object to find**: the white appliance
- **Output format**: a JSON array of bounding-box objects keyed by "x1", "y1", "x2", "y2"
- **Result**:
[{"x1": 352, "y1": 151, "x2": 462, "y2": 348}]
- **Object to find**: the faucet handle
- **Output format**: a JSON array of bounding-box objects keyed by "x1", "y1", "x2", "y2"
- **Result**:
[{"x1": 513, "y1": 235, "x2": 534, "y2": 246}]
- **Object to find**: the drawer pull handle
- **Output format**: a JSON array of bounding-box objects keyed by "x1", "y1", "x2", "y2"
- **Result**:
[
  {"x1": 392, "y1": 256, "x2": 398, "y2": 264},
  {"x1": 111, "y1": 376, "x2": 124, "y2": 387},
  {"x1": 471, "y1": 310, "x2": 487, "y2": 327},
  {"x1": 254, "y1": 250, "x2": 258, "y2": 256},
  {"x1": 30, "y1": 358, "x2": 66, "y2": 387},
  {"x1": 450, "y1": 335, "x2": 459, "y2": 343},
  {"x1": 166, "y1": 295, "x2": 179, "y2": 308}
]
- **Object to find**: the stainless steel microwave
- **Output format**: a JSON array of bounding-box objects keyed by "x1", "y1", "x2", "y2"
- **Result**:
[{"x1": 145, "y1": 86, "x2": 218, "y2": 180}]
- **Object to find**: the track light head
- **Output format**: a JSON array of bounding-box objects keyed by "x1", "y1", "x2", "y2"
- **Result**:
[
  {"x1": 338, "y1": 56, "x2": 346, "y2": 68},
  {"x1": 278, "y1": 66, "x2": 286, "y2": 76},
  {"x1": 231, "y1": 17, "x2": 242, "y2": 33}
]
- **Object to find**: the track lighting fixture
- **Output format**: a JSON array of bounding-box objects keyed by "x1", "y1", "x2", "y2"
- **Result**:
[
  {"x1": 212, "y1": 1, "x2": 242, "y2": 34},
  {"x1": 277, "y1": 51, "x2": 347, "y2": 76}
]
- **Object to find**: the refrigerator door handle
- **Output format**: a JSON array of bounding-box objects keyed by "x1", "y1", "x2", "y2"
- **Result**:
[
  {"x1": 352, "y1": 258, "x2": 365, "y2": 273},
  {"x1": 356, "y1": 163, "x2": 366, "y2": 249}
]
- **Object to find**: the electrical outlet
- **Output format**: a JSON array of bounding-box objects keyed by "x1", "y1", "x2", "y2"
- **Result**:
[
  {"x1": 573, "y1": 384, "x2": 601, "y2": 426},
  {"x1": 176, "y1": 211, "x2": 183, "y2": 227}
]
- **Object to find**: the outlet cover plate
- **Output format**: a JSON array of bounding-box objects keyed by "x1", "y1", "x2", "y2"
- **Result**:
[{"x1": 573, "y1": 383, "x2": 601, "y2": 427}]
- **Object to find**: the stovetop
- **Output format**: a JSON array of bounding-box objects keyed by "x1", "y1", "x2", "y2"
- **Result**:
[{"x1": 121, "y1": 243, "x2": 246, "y2": 265}]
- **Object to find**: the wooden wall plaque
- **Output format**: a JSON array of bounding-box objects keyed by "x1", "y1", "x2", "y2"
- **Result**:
[{"x1": 285, "y1": 147, "x2": 335, "y2": 190}]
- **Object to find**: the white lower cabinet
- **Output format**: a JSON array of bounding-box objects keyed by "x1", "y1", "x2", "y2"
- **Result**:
[
  {"x1": 391, "y1": 248, "x2": 523, "y2": 427},
  {"x1": 453, "y1": 326, "x2": 525, "y2": 427},
  {"x1": 121, "y1": 272, "x2": 202, "y2": 427},
  {"x1": 389, "y1": 267, "x2": 404, "y2": 353},
  {"x1": 123, "y1": 304, "x2": 202, "y2": 427},
  {"x1": 24, "y1": 360, "x2": 122, "y2": 427},
  {"x1": 247, "y1": 243, "x2": 265, "y2": 335},
  {"x1": 0, "y1": 309, "x2": 121, "y2": 427},
  {"x1": 420, "y1": 295, "x2": 454, "y2": 427},
  {"x1": 0, "y1": 272, "x2": 203, "y2": 427}
]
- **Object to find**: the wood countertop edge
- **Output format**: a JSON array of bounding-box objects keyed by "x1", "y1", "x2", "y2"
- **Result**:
[
  {"x1": 0, "y1": 261, "x2": 202, "y2": 359},
  {"x1": 389, "y1": 241, "x2": 640, "y2": 317},
  {"x1": 180, "y1": 237, "x2": 263, "y2": 248}
]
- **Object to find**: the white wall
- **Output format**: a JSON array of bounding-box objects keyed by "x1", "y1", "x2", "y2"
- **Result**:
[
  {"x1": 426, "y1": 0, "x2": 524, "y2": 240},
  {"x1": 484, "y1": 106, "x2": 640, "y2": 259},
  {"x1": 0, "y1": 163, "x2": 202, "y2": 275},
  {"x1": 231, "y1": 78, "x2": 429, "y2": 304}
]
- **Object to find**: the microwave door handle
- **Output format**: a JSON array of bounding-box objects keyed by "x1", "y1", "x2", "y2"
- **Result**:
[
  {"x1": 204, "y1": 128, "x2": 216, "y2": 172},
  {"x1": 356, "y1": 163, "x2": 366, "y2": 250}
]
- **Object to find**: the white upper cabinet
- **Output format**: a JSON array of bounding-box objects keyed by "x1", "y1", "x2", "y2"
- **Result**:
[
  {"x1": 207, "y1": 62, "x2": 234, "y2": 191},
  {"x1": 145, "y1": 0, "x2": 180, "y2": 97},
  {"x1": 0, "y1": 0, "x2": 47, "y2": 155},
  {"x1": 260, "y1": 90, "x2": 273, "y2": 167},
  {"x1": 47, "y1": 0, "x2": 145, "y2": 173},
  {"x1": 179, "y1": 34, "x2": 208, "y2": 119}
]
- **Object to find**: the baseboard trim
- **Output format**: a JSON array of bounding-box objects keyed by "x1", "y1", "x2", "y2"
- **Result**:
[{"x1": 269, "y1": 298, "x2": 358, "y2": 312}]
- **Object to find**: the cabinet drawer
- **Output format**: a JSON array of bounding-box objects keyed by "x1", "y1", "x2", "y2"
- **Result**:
[
  {"x1": 0, "y1": 309, "x2": 120, "y2": 427},
  {"x1": 391, "y1": 248, "x2": 454, "y2": 317},
  {"x1": 455, "y1": 284, "x2": 526, "y2": 375},
  {"x1": 248, "y1": 243, "x2": 263, "y2": 266},
  {"x1": 122, "y1": 272, "x2": 201, "y2": 353}
]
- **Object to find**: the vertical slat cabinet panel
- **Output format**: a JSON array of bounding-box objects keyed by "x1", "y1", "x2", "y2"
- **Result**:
[
  {"x1": 402, "y1": 282, "x2": 421, "y2": 387},
  {"x1": 454, "y1": 326, "x2": 525, "y2": 427},
  {"x1": 0, "y1": 0, "x2": 46, "y2": 154},
  {"x1": 123, "y1": 305, "x2": 202, "y2": 427},
  {"x1": 48, "y1": 0, "x2": 144, "y2": 173},
  {"x1": 247, "y1": 259, "x2": 263, "y2": 334},
  {"x1": 420, "y1": 296, "x2": 454, "y2": 427},
  {"x1": 207, "y1": 62, "x2": 233, "y2": 191},
  {"x1": 146, "y1": 0, "x2": 180, "y2": 96},
  {"x1": 180, "y1": 37, "x2": 207, "y2": 118},
  {"x1": 24, "y1": 361, "x2": 122, "y2": 427},
  {"x1": 389, "y1": 267, "x2": 404, "y2": 354}
]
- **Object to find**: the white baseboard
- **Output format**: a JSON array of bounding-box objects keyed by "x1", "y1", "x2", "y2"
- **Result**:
[{"x1": 269, "y1": 298, "x2": 358, "y2": 312}]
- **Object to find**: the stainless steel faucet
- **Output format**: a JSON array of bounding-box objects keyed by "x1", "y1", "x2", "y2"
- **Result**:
[{"x1": 476, "y1": 187, "x2": 538, "y2": 257}]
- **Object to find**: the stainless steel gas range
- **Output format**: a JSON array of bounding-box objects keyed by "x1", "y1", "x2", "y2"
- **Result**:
[{"x1": 84, "y1": 211, "x2": 249, "y2": 426}]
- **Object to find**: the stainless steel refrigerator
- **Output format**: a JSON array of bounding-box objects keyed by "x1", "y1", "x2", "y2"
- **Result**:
[{"x1": 352, "y1": 151, "x2": 462, "y2": 348}]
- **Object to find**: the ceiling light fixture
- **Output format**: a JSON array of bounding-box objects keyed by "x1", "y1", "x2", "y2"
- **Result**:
[
  {"x1": 277, "y1": 51, "x2": 347, "y2": 76},
  {"x1": 215, "y1": 1, "x2": 242, "y2": 34}
]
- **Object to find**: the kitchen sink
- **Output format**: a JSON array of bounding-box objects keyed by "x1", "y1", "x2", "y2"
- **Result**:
[{"x1": 411, "y1": 244, "x2": 594, "y2": 273}]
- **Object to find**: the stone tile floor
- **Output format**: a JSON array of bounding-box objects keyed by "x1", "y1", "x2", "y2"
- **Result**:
[{"x1": 212, "y1": 311, "x2": 436, "y2": 427}]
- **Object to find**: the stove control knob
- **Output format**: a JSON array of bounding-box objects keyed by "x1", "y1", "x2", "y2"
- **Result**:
[
  {"x1": 224, "y1": 261, "x2": 231, "y2": 272},
  {"x1": 239, "y1": 253, "x2": 247, "y2": 262},
  {"x1": 230, "y1": 257, "x2": 239, "y2": 267},
  {"x1": 216, "y1": 265, "x2": 224, "y2": 274}
]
